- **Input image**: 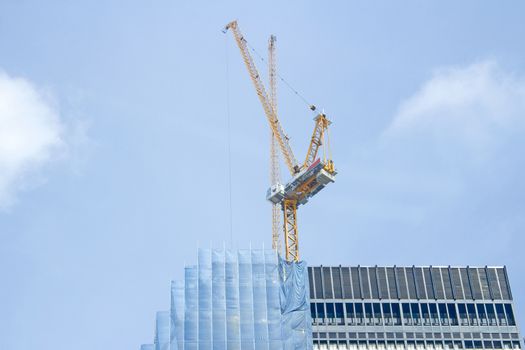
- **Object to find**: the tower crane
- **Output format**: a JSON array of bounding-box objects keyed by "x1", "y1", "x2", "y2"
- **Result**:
[{"x1": 224, "y1": 20, "x2": 336, "y2": 262}]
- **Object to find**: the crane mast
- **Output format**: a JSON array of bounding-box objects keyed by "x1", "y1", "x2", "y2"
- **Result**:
[
  {"x1": 268, "y1": 35, "x2": 282, "y2": 254},
  {"x1": 225, "y1": 20, "x2": 336, "y2": 262}
]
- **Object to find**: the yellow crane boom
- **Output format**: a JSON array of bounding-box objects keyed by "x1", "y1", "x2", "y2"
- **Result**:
[{"x1": 225, "y1": 20, "x2": 299, "y2": 176}]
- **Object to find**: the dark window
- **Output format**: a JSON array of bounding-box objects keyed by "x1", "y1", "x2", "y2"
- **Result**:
[
  {"x1": 477, "y1": 304, "x2": 488, "y2": 326},
  {"x1": 458, "y1": 304, "x2": 469, "y2": 326},
  {"x1": 421, "y1": 303, "x2": 430, "y2": 326},
  {"x1": 504, "y1": 304, "x2": 515, "y2": 326},
  {"x1": 326, "y1": 302, "x2": 335, "y2": 319},
  {"x1": 391, "y1": 303, "x2": 401, "y2": 325},
  {"x1": 429, "y1": 303, "x2": 439, "y2": 326},
  {"x1": 496, "y1": 304, "x2": 506, "y2": 326},
  {"x1": 373, "y1": 303, "x2": 382, "y2": 325},
  {"x1": 447, "y1": 303, "x2": 458, "y2": 326},
  {"x1": 331, "y1": 267, "x2": 342, "y2": 299},
  {"x1": 438, "y1": 304, "x2": 449, "y2": 326},
  {"x1": 364, "y1": 303, "x2": 373, "y2": 325},
  {"x1": 322, "y1": 267, "x2": 333, "y2": 299},
  {"x1": 310, "y1": 303, "x2": 316, "y2": 319},
  {"x1": 335, "y1": 302, "x2": 344, "y2": 322},
  {"x1": 411, "y1": 303, "x2": 421, "y2": 325},
  {"x1": 467, "y1": 303, "x2": 478, "y2": 326},
  {"x1": 382, "y1": 303, "x2": 392, "y2": 325},
  {"x1": 486, "y1": 304, "x2": 497, "y2": 326},
  {"x1": 355, "y1": 303, "x2": 364, "y2": 325},
  {"x1": 345, "y1": 303, "x2": 355, "y2": 325},
  {"x1": 316, "y1": 302, "x2": 325, "y2": 319},
  {"x1": 402, "y1": 303, "x2": 412, "y2": 325}
]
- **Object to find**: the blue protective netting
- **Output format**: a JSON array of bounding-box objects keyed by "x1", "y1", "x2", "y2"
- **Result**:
[{"x1": 140, "y1": 248, "x2": 312, "y2": 350}]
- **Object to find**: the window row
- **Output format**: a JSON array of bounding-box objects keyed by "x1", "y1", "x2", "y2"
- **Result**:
[
  {"x1": 312, "y1": 339, "x2": 522, "y2": 349},
  {"x1": 310, "y1": 302, "x2": 516, "y2": 327},
  {"x1": 308, "y1": 266, "x2": 512, "y2": 301}
]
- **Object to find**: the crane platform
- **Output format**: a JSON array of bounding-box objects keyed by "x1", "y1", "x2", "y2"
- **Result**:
[{"x1": 266, "y1": 158, "x2": 336, "y2": 206}]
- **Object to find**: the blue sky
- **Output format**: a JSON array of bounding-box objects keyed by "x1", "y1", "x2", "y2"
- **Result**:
[{"x1": 1, "y1": 1, "x2": 524, "y2": 349}]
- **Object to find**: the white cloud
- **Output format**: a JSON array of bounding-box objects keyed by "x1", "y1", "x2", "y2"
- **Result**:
[
  {"x1": 384, "y1": 61, "x2": 525, "y2": 162},
  {"x1": 0, "y1": 71, "x2": 65, "y2": 209}
]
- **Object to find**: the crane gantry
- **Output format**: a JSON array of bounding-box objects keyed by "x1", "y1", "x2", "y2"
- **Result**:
[{"x1": 225, "y1": 20, "x2": 336, "y2": 262}]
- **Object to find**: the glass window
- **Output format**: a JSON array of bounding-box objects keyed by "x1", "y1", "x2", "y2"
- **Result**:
[
  {"x1": 364, "y1": 303, "x2": 373, "y2": 325},
  {"x1": 335, "y1": 303, "x2": 344, "y2": 324},
  {"x1": 316, "y1": 302, "x2": 325, "y2": 319},
  {"x1": 421, "y1": 303, "x2": 430, "y2": 326},
  {"x1": 458, "y1": 304, "x2": 469, "y2": 326},
  {"x1": 326, "y1": 302, "x2": 335, "y2": 319},
  {"x1": 373, "y1": 303, "x2": 382, "y2": 325},
  {"x1": 504, "y1": 304, "x2": 515, "y2": 326},
  {"x1": 310, "y1": 303, "x2": 316, "y2": 319},
  {"x1": 355, "y1": 303, "x2": 364, "y2": 325},
  {"x1": 402, "y1": 303, "x2": 412, "y2": 326},
  {"x1": 496, "y1": 304, "x2": 506, "y2": 326},
  {"x1": 438, "y1": 304, "x2": 449, "y2": 326},
  {"x1": 447, "y1": 303, "x2": 458, "y2": 326},
  {"x1": 382, "y1": 303, "x2": 392, "y2": 326},
  {"x1": 467, "y1": 303, "x2": 478, "y2": 326},
  {"x1": 486, "y1": 304, "x2": 497, "y2": 326},
  {"x1": 411, "y1": 303, "x2": 421, "y2": 326},
  {"x1": 429, "y1": 303, "x2": 439, "y2": 326},
  {"x1": 477, "y1": 304, "x2": 488, "y2": 326},
  {"x1": 377, "y1": 268, "x2": 389, "y2": 299},
  {"x1": 391, "y1": 303, "x2": 401, "y2": 326},
  {"x1": 308, "y1": 267, "x2": 315, "y2": 298}
]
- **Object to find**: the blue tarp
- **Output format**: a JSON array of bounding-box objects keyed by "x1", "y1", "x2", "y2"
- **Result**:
[{"x1": 144, "y1": 248, "x2": 312, "y2": 350}]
